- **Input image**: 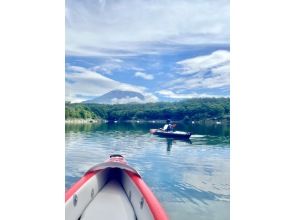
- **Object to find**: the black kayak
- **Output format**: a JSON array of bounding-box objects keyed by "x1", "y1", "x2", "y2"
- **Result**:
[{"x1": 150, "y1": 129, "x2": 192, "y2": 139}]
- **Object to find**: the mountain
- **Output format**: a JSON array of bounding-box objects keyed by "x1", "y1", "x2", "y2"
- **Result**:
[{"x1": 83, "y1": 90, "x2": 145, "y2": 104}]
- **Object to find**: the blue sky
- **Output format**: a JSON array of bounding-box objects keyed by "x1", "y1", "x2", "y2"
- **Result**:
[{"x1": 65, "y1": 0, "x2": 230, "y2": 103}]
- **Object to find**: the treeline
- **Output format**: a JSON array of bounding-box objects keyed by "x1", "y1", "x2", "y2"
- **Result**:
[{"x1": 65, "y1": 98, "x2": 230, "y2": 121}]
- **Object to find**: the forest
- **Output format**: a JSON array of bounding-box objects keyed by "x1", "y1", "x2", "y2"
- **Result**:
[{"x1": 65, "y1": 98, "x2": 230, "y2": 122}]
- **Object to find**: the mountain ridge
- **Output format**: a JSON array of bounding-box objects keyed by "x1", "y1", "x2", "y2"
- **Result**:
[{"x1": 83, "y1": 90, "x2": 145, "y2": 104}]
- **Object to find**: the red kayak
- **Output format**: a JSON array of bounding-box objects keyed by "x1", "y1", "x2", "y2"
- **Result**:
[{"x1": 65, "y1": 154, "x2": 169, "y2": 220}]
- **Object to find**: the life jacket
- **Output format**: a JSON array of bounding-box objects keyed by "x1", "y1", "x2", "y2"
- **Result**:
[
  {"x1": 163, "y1": 124, "x2": 168, "y2": 130},
  {"x1": 163, "y1": 124, "x2": 173, "y2": 131}
]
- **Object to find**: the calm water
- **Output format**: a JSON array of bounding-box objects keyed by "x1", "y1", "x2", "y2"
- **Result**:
[{"x1": 65, "y1": 122, "x2": 230, "y2": 220}]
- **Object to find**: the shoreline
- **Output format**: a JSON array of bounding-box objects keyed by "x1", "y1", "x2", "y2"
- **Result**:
[
  {"x1": 65, "y1": 118, "x2": 102, "y2": 124},
  {"x1": 65, "y1": 118, "x2": 229, "y2": 124}
]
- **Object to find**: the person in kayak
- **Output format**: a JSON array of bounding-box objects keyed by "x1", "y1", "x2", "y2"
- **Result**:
[{"x1": 163, "y1": 119, "x2": 174, "y2": 132}]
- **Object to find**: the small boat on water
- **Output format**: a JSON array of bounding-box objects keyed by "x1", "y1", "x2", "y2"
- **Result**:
[
  {"x1": 65, "y1": 154, "x2": 168, "y2": 220},
  {"x1": 150, "y1": 129, "x2": 192, "y2": 139}
]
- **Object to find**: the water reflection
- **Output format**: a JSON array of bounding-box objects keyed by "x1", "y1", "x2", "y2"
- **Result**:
[
  {"x1": 65, "y1": 120, "x2": 230, "y2": 137},
  {"x1": 166, "y1": 138, "x2": 192, "y2": 152},
  {"x1": 167, "y1": 138, "x2": 173, "y2": 152},
  {"x1": 65, "y1": 122, "x2": 230, "y2": 220}
]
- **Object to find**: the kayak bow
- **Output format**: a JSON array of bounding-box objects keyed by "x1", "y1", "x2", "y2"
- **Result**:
[{"x1": 65, "y1": 154, "x2": 168, "y2": 220}]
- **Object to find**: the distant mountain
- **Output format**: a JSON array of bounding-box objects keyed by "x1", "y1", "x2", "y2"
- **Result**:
[{"x1": 83, "y1": 90, "x2": 145, "y2": 104}]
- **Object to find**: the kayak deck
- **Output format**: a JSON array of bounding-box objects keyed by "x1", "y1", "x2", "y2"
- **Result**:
[
  {"x1": 152, "y1": 130, "x2": 191, "y2": 139},
  {"x1": 81, "y1": 179, "x2": 136, "y2": 220},
  {"x1": 65, "y1": 155, "x2": 169, "y2": 220}
]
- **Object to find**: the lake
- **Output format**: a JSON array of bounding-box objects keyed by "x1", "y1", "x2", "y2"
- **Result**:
[{"x1": 65, "y1": 121, "x2": 230, "y2": 220}]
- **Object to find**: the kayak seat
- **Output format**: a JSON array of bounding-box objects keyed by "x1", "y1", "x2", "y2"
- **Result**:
[{"x1": 81, "y1": 180, "x2": 136, "y2": 220}]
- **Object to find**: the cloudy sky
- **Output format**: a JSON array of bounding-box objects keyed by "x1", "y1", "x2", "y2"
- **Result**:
[{"x1": 65, "y1": 0, "x2": 230, "y2": 103}]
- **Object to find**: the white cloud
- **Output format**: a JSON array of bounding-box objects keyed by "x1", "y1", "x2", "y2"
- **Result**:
[
  {"x1": 111, "y1": 96, "x2": 151, "y2": 104},
  {"x1": 165, "y1": 50, "x2": 230, "y2": 90},
  {"x1": 177, "y1": 50, "x2": 230, "y2": 75},
  {"x1": 143, "y1": 92, "x2": 159, "y2": 102},
  {"x1": 131, "y1": 67, "x2": 145, "y2": 72},
  {"x1": 66, "y1": 0, "x2": 229, "y2": 56},
  {"x1": 67, "y1": 65, "x2": 87, "y2": 72},
  {"x1": 156, "y1": 90, "x2": 221, "y2": 99},
  {"x1": 91, "y1": 59, "x2": 124, "y2": 74},
  {"x1": 134, "y1": 71, "x2": 154, "y2": 80},
  {"x1": 111, "y1": 93, "x2": 158, "y2": 104},
  {"x1": 65, "y1": 65, "x2": 158, "y2": 103},
  {"x1": 111, "y1": 97, "x2": 142, "y2": 104}
]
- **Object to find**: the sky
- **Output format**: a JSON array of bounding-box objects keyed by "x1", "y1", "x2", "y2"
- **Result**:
[{"x1": 65, "y1": 0, "x2": 230, "y2": 103}]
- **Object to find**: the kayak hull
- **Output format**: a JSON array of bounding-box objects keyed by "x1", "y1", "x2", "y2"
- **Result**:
[
  {"x1": 151, "y1": 129, "x2": 192, "y2": 139},
  {"x1": 65, "y1": 155, "x2": 168, "y2": 220}
]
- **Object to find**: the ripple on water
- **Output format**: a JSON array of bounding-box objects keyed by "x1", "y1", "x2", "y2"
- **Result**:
[{"x1": 65, "y1": 123, "x2": 230, "y2": 220}]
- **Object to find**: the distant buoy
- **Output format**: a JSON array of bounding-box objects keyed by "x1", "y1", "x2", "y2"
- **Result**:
[{"x1": 192, "y1": 121, "x2": 195, "y2": 124}]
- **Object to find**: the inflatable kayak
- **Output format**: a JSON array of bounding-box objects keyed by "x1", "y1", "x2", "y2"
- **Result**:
[
  {"x1": 150, "y1": 129, "x2": 192, "y2": 139},
  {"x1": 65, "y1": 154, "x2": 168, "y2": 220}
]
